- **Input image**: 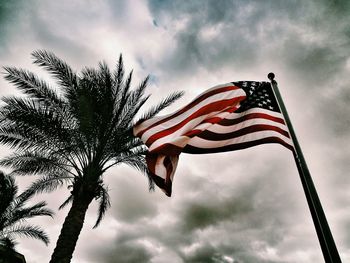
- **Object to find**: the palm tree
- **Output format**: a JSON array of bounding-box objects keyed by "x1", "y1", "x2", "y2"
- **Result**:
[
  {"x1": 0, "y1": 171, "x2": 53, "y2": 255},
  {"x1": 0, "y1": 50, "x2": 183, "y2": 263}
]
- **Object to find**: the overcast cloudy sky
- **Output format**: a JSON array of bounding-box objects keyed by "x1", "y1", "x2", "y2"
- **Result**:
[{"x1": 1, "y1": 0, "x2": 350, "y2": 262}]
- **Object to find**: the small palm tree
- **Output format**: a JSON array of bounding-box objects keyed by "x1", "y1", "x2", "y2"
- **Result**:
[
  {"x1": 0, "y1": 171, "x2": 53, "y2": 252},
  {"x1": 0, "y1": 51, "x2": 183, "y2": 263}
]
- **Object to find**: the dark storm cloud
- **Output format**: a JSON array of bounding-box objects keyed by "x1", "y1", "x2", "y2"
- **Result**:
[
  {"x1": 90, "y1": 153, "x2": 306, "y2": 262},
  {"x1": 108, "y1": 171, "x2": 159, "y2": 222},
  {"x1": 83, "y1": 217, "x2": 159, "y2": 262},
  {"x1": 147, "y1": 0, "x2": 350, "y2": 91},
  {"x1": 317, "y1": 84, "x2": 350, "y2": 137},
  {"x1": 1, "y1": 0, "x2": 349, "y2": 262},
  {"x1": 171, "y1": 158, "x2": 302, "y2": 261},
  {"x1": 177, "y1": 171, "x2": 274, "y2": 234},
  {"x1": 278, "y1": 5, "x2": 349, "y2": 88},
  {"x1": 180, "y1": 197, "x2": 252, "y2": 232},
  {"x1": 182, "y1": 245, "x2": 220, "y2": 263},
  {"x1": 92, "y1": 240, "x2": 152, "y2": 263},
  {"x1": 146, "y1": 0, "x2": 306, "y2": 75},
  {"x1": 0, "y1": 0, "x2": 26, "y2": 52},
  {"x1": 180, "y1": 242, "x2": 288, "y2": 263},
  {"x1": 282, "y1": 38, "x2": 345, "y2": 85}
]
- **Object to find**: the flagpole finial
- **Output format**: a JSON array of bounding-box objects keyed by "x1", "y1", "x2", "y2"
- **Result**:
[{"x1": 267, "y1": 72, "x2": 275, "y2": 81}]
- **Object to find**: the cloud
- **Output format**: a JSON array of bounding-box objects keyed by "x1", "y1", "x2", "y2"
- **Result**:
[
  {"x1": 87, "y1": 149, "x2": 318, "y2": 262},
  {"x1": 147, "y1": 1, "x2": 306, "y2": 76},
  {"x1": 107, "y1": 167, "x2": 159, "y2": 222},
  {"x1": 1, "y1": 0, "x2": 350, "y2": 262},
  {"x1": 89, "y1": 234, "x2": 153, "y2": 263},
  {"x1": 146, "y1": 0, "x2": 350, "y2": 98}
]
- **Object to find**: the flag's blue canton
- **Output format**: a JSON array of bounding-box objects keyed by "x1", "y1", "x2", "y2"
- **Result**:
[{"x1": 233, "y1": 81, "x2": 281, "y2": 113}]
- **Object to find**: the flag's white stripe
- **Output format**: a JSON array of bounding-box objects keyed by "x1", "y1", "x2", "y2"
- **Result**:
[
  {"x1": 148, "y1": 115, "x2": 288, "y2": 151},
  {"x1": 153, "y1": 155, "x2": 179, "y2": 181},
  {"x1": 140, "y1": 88, "x2": 244, "y2": 140},
  {"x1": 180, "y1": 83, "x2": 239, "y2": 105},
  {"x1": 149, "y1": 135, "x2": 189, "y2": 152},
  {"x1": 187, "y1": 130, "x2": 292, "y2": 148},
  {"x1": 225, "y1": 107, "x2": 284, "y2": 120},
  {"x1": 149, "y1": 124, "x2": 291, "y2": 152},
  {"x1": 169, "y1": 156, "x2": 178, "y2": 181},
  {"x1": 134, "y1": 83, "x2": 236, "y2": 134},
  {"x1": 134, "y1": 83, "x2": 236, "y2": 133},
  {"x1": 137, "y1": 88, "x2": 246, "y2": 139},
  {"x1": 207, "y1": 117, "x2": 288, "y2": 134},
  {"x1": 147, "y1": 109, "x2": 236, "y2": 152},
  {"x1": 154, "y1": 155, "x2": 166, "y2": 180},
  {"x1": 134, "y1": 115, "x2": 166, "y2": 135}
]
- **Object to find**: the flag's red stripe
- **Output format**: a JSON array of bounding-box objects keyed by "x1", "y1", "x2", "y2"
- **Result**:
[
  {"x1": 146, "y1": 154, "x2": 172, "y2": 196},
  {"x1": 184, "y1": 129, "x2": 203, "y2": 137},
  {"x1": 146, "y1": 96, "x2": 245, "y2": 145},
  {"x1": 197, "y1": 124, "x2": 290, "y2": 141},
  {"x1": 219, "y1": 112, "x2": 285, "y2": 126},
  {"x1": 137, "y1": 85, "x2": 241, "y2": 137},
  {"x1": 148, "y1": 125, "x2": 291, "y2": 154},
  {"x1": 152, "y1": 143, "x2": 182, "y2": 155},
  {"x1": 146, "y1": 153, "x2": 157, "y2": 176},
  {"x1": 163, "y1": 156, "x2": 172, "y2": 184},
  {"x1": 183, "y1": 137, "x2": 294, "y2": 154},
  {"x1": 148, "y1": 134, "x2": 293, "y2": 156},
  {"x1": 148, "y1": 105, "x2": 239, "y2": 144},
  {"x1": 149, "y1": 172, "x2": 171, "y2": 196},
  {"x1": 182, "y1": 106, "x2": 239, "y2": 136},
  {"x1": 204, "y1": 106, "x2": 239, "y2": 123}
]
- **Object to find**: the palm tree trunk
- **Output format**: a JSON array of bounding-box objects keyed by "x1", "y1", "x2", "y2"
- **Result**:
[{"x1": 49, "y1": 193, "x2": 94, "y2": 263}]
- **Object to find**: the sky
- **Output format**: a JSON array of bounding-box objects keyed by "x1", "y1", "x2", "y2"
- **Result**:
[{"x1": 0, "y1": 0, "x2": 350, "y2": 262}]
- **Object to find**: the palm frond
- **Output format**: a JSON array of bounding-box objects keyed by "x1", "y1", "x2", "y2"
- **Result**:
[
  {"x1": 3, "y1": 66, "x2": 64, "y2": 107},
  {"x1": 122, "y1": 155, "x2": 154, "y2": 191},
  {"x1": 116, "y1": 151, "x2": 144, "y2": 167},
  {"x1": 0, "y1": 173, "x2": 17, "y2": 221},
  {"x1": 0, "y1": 151, "x2": 66, "y2": 176},
  {"x1": 0, "y1": 130, "x2": 67, "y2": 160},
  {"x1": 109, "y1": 134, "x2": 146, "y2": 158},
  {"x1": 24, "y1": 173, "x2": 73, "y2": 195},
  {"x1": 113, "y1": 70, "x2": 133, "y2": 119},
  {"x1": 114, "y1": 76, "x2": 150, "y2": 129},
  {"x1": 59, "y1": 194, "x2": 74, "y2": 210},
  {"x1": 136, "y1": 90, "x2": 184, "y2": 124},
  {"x1": 98, "y1": 61, "x2": 112, "y2": 90},
  {"x1": 0, "y1": 97, "x2": 71, "y2": 152},
  {"x1": 93, "y1": 185, "x2": 110, "y2": 228},
  {"x1": 0, "y1": 172, "x2": 53, "y2": 249},
  {"x1": 5, "y1": 188, "x2": 36, "y2": 214},
  {"x1": 31, "y1": 50, "x2": 77, "y2": 90},
  {"x1": 113, "y1": 54, "x2": 124, "y2": 95},
  {"x1": 117, "y1": 95, "x2": 150, "y2": 131},
  {"x1": 129, "y1": 75, "x2": 149, "y2": 105},
  {"x1": 5, "y1": 224, "x2": 50, "y2": 245},
  {"x1": 4, "y1": 205, "x2": 53, "y2": 230},
  {"x1": 0, "y1": 236, "x2": 17, "y2": 249},
  {"x1": 97, "y1": 69, "x2": 143, "y2": 154},
  {"x1": 0, "y1": 52, "x2": 185, "y2": 256},
  {"x1": 12, "y1": 201, "x2": 53, "y2": 220}
]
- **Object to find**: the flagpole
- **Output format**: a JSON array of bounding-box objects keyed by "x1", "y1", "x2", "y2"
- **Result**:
[{"x1": 268, "y1": 73, "x2": 341, "y2": 263}]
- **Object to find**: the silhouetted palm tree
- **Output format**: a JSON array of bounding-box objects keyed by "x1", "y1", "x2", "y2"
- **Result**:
[
  {"x1": 0, "y1": 171, "x2": 53, "y2": 252},
  {"x1": 0, "y1": 51, "x2": 183, "y2": 263}
]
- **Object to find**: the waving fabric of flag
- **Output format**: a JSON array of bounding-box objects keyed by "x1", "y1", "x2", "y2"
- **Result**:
[{"x1": 134, "y1": 81, "x2": 294, "y2": 196}]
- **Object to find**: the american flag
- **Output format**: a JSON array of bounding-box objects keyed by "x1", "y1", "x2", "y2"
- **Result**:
[{"x1": 134, "y1": 81, "x2": 293, "y2": 196}]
